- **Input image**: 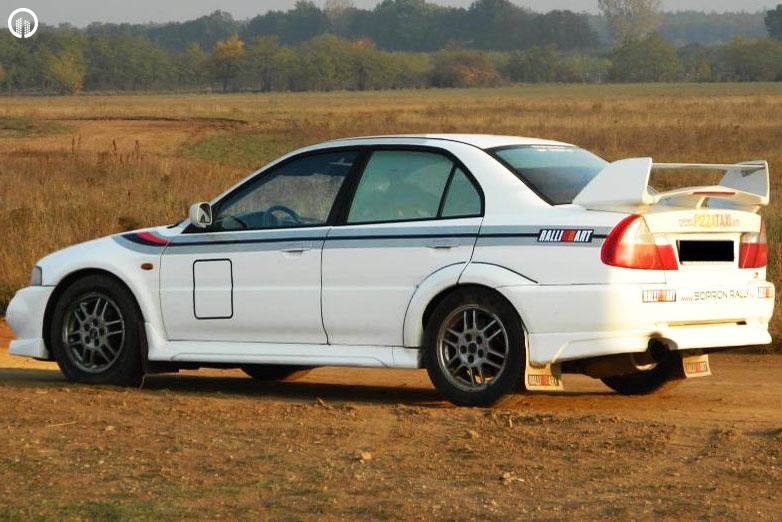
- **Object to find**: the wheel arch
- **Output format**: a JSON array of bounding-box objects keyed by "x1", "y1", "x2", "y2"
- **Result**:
[
  {"x1": 422, "y1": 283, "x2": 521, "y2": 332},
  {"x1": 43, "y1": 268, "x2": 148, "y2": 360},
  {"x1": 404, "y1": 262, "x2": 535, "y2": 347}
]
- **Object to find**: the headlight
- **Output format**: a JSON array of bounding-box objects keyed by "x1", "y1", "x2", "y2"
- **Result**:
[{"x1": 30, "y1": 265, "x2": 42, "y2": 286}]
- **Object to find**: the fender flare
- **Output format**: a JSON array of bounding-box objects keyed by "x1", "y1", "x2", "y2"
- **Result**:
[{"x1": 402, "y1": 262, "x2": 536, "y2": 348}]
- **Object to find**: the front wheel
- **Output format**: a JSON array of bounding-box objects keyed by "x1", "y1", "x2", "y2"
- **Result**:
[
  {"x1": 50, "y1": 275, "x2": 144, "y2": 386},
  {"x1": 424, "y1": 288, "x2": 524, "y2": 407}
]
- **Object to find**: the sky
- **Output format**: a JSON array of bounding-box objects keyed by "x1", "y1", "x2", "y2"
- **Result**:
[{"x1": 5, "y1": 0, "x2": 776, "y2": 28}]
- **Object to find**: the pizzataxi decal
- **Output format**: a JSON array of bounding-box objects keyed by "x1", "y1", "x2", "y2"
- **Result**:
[{"x1": 678, "y1": 213, "x2": 738, "y2": 228}]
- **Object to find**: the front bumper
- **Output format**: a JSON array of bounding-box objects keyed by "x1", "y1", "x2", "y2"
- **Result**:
[
  {"x1": 500, "y1": 281, "x2": 775, "y2": 366},
  {"x1": 6, "y1": 286, "x2": 54, "y2": 360}
]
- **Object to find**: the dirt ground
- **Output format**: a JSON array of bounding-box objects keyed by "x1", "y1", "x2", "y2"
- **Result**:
[{"x1": 1, "y1": 320, "x2": 780, "y2": 521}]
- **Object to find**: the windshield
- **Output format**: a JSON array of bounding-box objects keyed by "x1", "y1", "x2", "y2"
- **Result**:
[{"x1": 491, "y1": 145, "x2": 608, "y2": 205}]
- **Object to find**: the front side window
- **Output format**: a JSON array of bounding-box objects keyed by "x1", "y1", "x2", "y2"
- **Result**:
[
  {"x1": 492, "y1": 145, "x2": 608, "y2": 205},
  {"x1": 347, "y1": 150, "x2": 481, "y2": 224},
  {"x1": 212, "y1": 150, "x2": 357, "y2": 231}
]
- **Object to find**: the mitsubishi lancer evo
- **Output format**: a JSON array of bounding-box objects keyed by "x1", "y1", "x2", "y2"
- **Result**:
[{"x1": 7, "y1": 135, "x2": 774, "y2": 406}]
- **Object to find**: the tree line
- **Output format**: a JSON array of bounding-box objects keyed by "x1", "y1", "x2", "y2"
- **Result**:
[{"x1": 1, "y1": 0, "x2": 781, "y2": 95}]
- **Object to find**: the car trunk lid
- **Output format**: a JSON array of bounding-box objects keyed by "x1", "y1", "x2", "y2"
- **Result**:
[{"x1": 577, "y1": 159, "x2": 770, "y2": 285}]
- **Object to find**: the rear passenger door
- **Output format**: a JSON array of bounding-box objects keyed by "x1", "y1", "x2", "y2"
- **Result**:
[{"x1": 322, "y1": 148, "x2": 484, "y2": 346}]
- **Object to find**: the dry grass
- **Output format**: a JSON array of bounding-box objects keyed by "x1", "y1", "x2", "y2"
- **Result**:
[{"x1": 1, "y1": 84, "x2": 781, "y2": 347}]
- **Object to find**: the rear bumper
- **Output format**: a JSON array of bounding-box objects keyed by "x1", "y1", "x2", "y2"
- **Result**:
[
  {"x1": 500, "y1": 282, "x2": 774, "y2": 365},
  {"x1": 6, "y1": 286, "x2": 54, "y2": 360}
]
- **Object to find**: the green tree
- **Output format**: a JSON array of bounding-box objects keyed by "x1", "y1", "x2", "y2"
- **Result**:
[
  {"x1": 288, "y1": 34, "x2": 357, "y2": 91},
  {"x1": 765, "y1": 5, "x2": 782, "y2": 40},
  {"x1": 555, "y1": 52, "x2": 610, "y2": 83},
  {"x1": 239, "y1": 36, "x2": 285, "y2": 92},
  {"x1": 500, "y1": 47, "x2": 561, "y2": 83},
  {"x1": 177, "y1": 43, "x2": 207, "y2": 88},
  {"x1": 467, "y1": 0, "x2": 534, "y2": 50},
  {"x1": 83, "y1": 33, "x2": 117, "y2": 90},
  {"x1": 430, "y1": 48, "x2": 502, "y2": 87},
  {"x1": 662, "y1": 11, "x2": 766, "y2": 46},
  {"x1": 324, "y1": 0, "x2": 356, "y2": 37},
  {"x1": 208, "y1": 34, "x2": 245, "y2": 92},
  {"x1": 47, "y1": 50, "x2": 85, "y2": 94},
  {"x1": 83, "y1": 31, "x2": 172, "y2": 91},
  {"x1": 287, "y1": 1, "x2": 327, "y2": 43},
  {"x1": 147, "y1": 10, "x2": 237, "y2": 52},
  {"x1": 608, "y1": 33, "x2": 683, "y2": 82},
  {"x1": 0, "y1": 33, "x2": 29, "y2": 91},
  {"x1": 720, "y1": 37, "x2": 782, "y2": 81},
  {"x1": 532, "y1": 10, "x2": 600, "y2": 50},
  {"x1": 598, "y1": 0, "x2": 663, "y2": 45},
  {"x1": 369, "y1": 0, "x2": 450, "y2": 52},
  {"x1": 382, "y1": 51, "x2": 430, "y2": 88},
  {"x1": 677, "y1": 43, "x2": 719, "y2": 82}
]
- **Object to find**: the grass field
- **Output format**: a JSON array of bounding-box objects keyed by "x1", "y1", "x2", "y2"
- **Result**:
[{"x1": 1, "y1": 83, "x2": 781, "y2": 349}]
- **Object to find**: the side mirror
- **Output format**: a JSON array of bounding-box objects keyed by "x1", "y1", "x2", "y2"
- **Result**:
[{"x1": 189, "y1": 202, "x2": 213, "y2": 229}]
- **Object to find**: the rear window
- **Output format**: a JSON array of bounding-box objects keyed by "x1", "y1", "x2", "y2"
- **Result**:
[{"x1": 492, "y1": 145, "x2": 608, "y2": 205}]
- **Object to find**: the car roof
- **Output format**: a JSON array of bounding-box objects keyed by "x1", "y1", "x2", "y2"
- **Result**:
[{"x1": 316, "y1": 134, "x2": 575, "y2": 150}]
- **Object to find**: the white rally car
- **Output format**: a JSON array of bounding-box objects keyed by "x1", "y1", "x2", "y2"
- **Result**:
[{"x1": 6, "y1": 135, "x2": 774, "y2": 406}]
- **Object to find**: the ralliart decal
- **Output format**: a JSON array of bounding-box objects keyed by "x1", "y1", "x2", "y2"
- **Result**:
[{"x1": 537, "y1": 229, "x2": 594, "y2": 244}]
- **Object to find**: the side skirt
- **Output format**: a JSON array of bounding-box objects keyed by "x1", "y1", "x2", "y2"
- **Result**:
[{"x1": 144, "y1": 323, "x2": 420, "y2": 369}]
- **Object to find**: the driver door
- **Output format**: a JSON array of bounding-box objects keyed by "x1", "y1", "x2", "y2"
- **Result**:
[{"x1": 159, "y1": 149, "x2": 359, "y2": 344}]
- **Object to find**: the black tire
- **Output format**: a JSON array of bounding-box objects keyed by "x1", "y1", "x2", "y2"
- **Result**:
[
  {"x1": 424, "y1": 288, "x2": 524, "y2": 407},
  {"x1": 241, "y1": 364, "x2": 311, "y2": 382},
  {"x1": 50, "y1": 274, "x2": 144, "y2": 386},
  {"x1": 601, "y1": 359, "x2": 681, "y2": 395}
]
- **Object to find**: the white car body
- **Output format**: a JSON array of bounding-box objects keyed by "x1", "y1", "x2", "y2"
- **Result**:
[{"x1": 6, "y1": 134, "x2": 775, "y2": 405}]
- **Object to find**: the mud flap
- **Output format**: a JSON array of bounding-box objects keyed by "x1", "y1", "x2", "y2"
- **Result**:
[
  {"x1": 524, "y1": 349, "x2": 564, "y2": 392},
  {"x1": 681, "y1": 353, "x2": 711, "y2": 379}
]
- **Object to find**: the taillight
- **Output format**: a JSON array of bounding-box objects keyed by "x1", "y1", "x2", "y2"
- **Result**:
[
  {"x1": 601, "y1": 215, "x2": 678, "y2": 270},
  {"x1": 739, "y1": 219, "x2": 767, "y2": 269}
]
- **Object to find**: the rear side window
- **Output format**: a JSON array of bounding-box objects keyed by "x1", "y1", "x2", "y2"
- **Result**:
[
  {"x1": 347, "y1": 150, "x2": 481, "y2": 224},
  {"x1": 492, "y1": 145, "x2": 607, "y2": 205},
  {"x1": 442, "y1": 168, "x2": 481, "y2": 218}
]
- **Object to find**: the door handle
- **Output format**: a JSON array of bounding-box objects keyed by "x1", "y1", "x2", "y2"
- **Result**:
[
  {"x1": 427, "y1": 239, "x2": 459, "y2": 250},
  {"x1": 280, "y1": 241, "x2": 313, "y2": 253}
]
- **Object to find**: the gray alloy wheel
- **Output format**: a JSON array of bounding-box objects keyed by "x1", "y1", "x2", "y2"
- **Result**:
[
  {"x1": 435, "y1": 304, "x2": 510, "y2": 392},
  {"x1": 425, "y1": 288, "x2": 524, "y2": 407},
  {"x1": 61, "y1": 292, "x2": 126, "y2": 374},
  {"x1": 50, "y1": 275, "x2": 143, "y2": 386}
]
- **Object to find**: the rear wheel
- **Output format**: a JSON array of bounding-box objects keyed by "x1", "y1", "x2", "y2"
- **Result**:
[
  {"x1": 601, "y1": 359, "x2": 680, "y2": 395},
  {"x1": 50, "y1": 275, "x2": 144, "y2": 386},
  {"x1": 424, "y1": 288, "x2": 523, "y2": 407},
  {"x1": 241, "y1": 364, "x2": 310, "y2": 382}
]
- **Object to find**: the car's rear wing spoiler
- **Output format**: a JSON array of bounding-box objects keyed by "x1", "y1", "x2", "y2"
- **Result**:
[{"x1": 573, "y1": 158, "x2": 769, "y2": 213}]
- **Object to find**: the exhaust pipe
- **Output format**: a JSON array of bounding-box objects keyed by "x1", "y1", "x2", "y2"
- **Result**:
[{"x1": 575, "y1": 339, "x2": 671, "y2": 379}]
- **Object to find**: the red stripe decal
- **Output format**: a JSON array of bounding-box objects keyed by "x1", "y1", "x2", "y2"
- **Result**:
[{"x1": 136, "y1": 231, "x2": 168, "y2": 245}]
